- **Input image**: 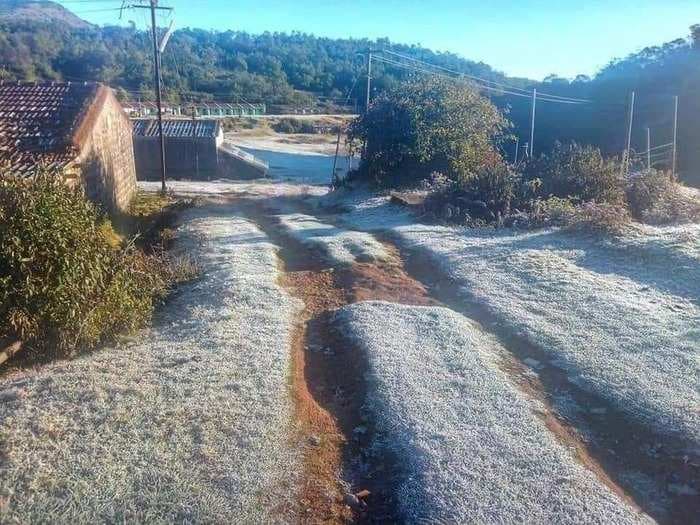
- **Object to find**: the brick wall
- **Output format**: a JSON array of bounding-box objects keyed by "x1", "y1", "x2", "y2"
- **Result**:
[{"x1": 76, "y1": 88, "x2": 137, "y2": 213}]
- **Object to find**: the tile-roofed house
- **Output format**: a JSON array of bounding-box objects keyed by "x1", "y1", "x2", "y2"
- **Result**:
[
  {"x1": 0, "y1": 81, "x2": 137, "y2": 212},
  {"x1": 132, "y1": 118, "x2": 268, "y2": 180}
]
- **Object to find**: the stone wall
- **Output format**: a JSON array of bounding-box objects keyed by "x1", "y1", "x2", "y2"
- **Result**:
[{"x1": 75, "y1": 87, "x2": 137, "y2": 213}]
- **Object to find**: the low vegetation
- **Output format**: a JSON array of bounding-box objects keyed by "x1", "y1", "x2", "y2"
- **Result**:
[
  {"x1": 0, "y1": 173, "x2": 196, "y2": 363},
  {"x1": 271, "y1": 117, "x2": 317, "y2": 134},
  {"x1": 348, "y1": 78, "x2": 700, "y2": 233}
]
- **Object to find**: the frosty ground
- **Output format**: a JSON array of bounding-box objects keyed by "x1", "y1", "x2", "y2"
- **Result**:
[
  {"x1": 1, "y1": 174, "x2": 697, "y2": 523},
  {"x1": 0, "y1": 204, "x2": 303, "y2": 523}
]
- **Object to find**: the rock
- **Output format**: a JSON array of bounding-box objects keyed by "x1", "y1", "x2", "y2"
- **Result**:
[
  {"x1": 523, "y1": 357, "x2": 541, "y2": 369},
  {"x1": 308, "y1": 435, "x2": 321, "y2": 446},
  {"x1": 355, "y1": 489, "x2": 371, "y2": 500},
  {"x1": 343, "y1": 493, "x2": 365, "y2": 510},
  {"x1": 668, "y1": 483, "x2": 698, "y2": 496},
  {"x1": 353, "y1": 425, "x2": 367, "y2": 435}
]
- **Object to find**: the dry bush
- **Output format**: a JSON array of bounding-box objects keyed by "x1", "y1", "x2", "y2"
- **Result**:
[
  {"x1": 272, "y1": 117, "x2": 316, "y2": 134},
  {"x1": 626, "y1": 169, "x2": 700, "y2": 224},
  {"x1": 523, "y1": 142, "x2": 624, "y2": 205},
  {"x1": 539, "y1": 198, "x2": 630, "y2": 234}
]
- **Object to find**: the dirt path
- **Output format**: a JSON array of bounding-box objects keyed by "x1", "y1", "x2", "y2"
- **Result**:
[
  {"x1": 240, "y1": 190, "x2": 694, "y2": 523},
  {"x1": 238, "y1": 198, "x2": 437, "y2": 522}
]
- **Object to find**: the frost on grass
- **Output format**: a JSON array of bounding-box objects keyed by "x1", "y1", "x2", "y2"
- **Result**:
[
  {"x1": 138, "y1": 179, "x2": 328, "y2": 199},
  {"x1": 387, "y1": 223, "x2": 700, "y2": 445},
  {"x1": 335, "y1": 301, "x2": 650, "y2": 524},
  {"x1": 0, "y1": 208, "x2": 302, "y2": 523},
  {"x1": 277, "y1": 213, "x2": 390, "y2": 266}
]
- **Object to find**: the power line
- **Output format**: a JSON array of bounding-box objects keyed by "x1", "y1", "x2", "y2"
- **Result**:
[
  {"x1": 380, "y1": 48, "x2": 592, "y2": 103},
  {"x1": 372, "y1": 55, "x2": 584, "y2": 104}
]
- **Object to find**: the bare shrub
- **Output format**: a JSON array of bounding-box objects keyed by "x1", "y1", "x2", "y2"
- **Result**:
[
  {"x1": 539, "y1": 199, "x2": 630, "y2": 234},
  {"x1": 523, "y1": 142, "x2": 624, "y2": 205},
  {"x1": 626, "y1": 169, "x2": 700, "y2": 224}
]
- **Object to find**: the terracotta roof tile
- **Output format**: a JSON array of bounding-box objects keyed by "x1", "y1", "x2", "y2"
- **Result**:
[{"x1": 0, "y1": 81, "x2": 100, "y2": 176}]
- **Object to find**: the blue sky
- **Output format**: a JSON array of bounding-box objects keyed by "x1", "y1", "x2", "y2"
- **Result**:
[{"x1": 60, "y1": 0, "x2": 697, "y2": 80}]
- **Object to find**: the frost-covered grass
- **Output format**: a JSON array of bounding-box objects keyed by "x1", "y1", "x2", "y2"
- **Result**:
[
  {"x1": 276, "y1": 213, "x2": 391, "y2": 266},
  {"x1": 138, "y1": 179, "x2": 329, "y2": 199},
  {"x1": 0, "y1": 207, "x2": 302, "y2": 523},
  {"x1": 335, "y1": 301, "x2": 650, "y2": 524},
  {"x1": 330, "y1": 193, "x2": 700, "y2": 445},
  {"x1": 388, "y1": 224, "x2": 700, "y2": 445}
]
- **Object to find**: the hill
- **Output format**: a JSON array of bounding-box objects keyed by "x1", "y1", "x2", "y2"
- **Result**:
[
  {"x1": 0, "y1": 1, "x2": 698, "y2": 184},
  {"x1": 0, "y1": 0, "x2": 91, "y2": 28}
]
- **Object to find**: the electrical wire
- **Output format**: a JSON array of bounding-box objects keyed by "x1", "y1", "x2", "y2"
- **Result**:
[{"x1": 380, "y1": 48, "x2": 592, "y2": 103}]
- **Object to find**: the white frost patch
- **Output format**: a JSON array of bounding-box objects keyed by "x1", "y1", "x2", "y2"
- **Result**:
[
  {"x1": 325, "y1": 190, "x2": 700, "y2": 445},
  {"x1": 0, "y1": 208, "x2": 302, "y2": 523},
  {"x1": 277, "y1": 213, "x2": 390, "y2": 266},
  {"x1": 335, "y1": 301, "x2": 650, "y2": 524},
  {"x1": 384, "y1": 224, "x2": 700, "y2": 445},
  {"x1": 138, "y1": 179, "x2": 329, "y2": 199}
]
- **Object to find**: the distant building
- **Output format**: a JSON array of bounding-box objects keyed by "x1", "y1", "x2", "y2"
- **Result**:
[
  {"x1": 132, "y1": 119, "x2": 268, "y2": 180},
  {"x1": 0, "y1": 81, "x2": 137, "y2": 213}
]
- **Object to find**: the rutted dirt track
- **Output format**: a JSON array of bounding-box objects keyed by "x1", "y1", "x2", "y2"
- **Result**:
[
  {"x1": 237, "y1": 191, "x2": 696, "y2": 524},
  {"x1": 239, "y1": 197, "x2": 436, "y2": 522},
  {"x1": 2, "y1": 184, "x2": 694, "y2": 523}
]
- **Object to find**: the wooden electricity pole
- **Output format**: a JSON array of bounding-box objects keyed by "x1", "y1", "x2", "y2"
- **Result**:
[
  {"x1": 133, "y1": 0, "x2": 173, "y2": 192},
  {"x1": 529, "y1": 88, "x2": 537, "y2": 158}
]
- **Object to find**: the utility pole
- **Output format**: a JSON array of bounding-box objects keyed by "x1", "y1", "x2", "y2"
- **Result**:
[
  {"x1": 529, "y1": 88, "x2": 537, "y2": 158},
  {"x1": 133, "y1": 0, "x2": 173, "y2": 192},
  {"x1": 672, "y1": 95, "x2": 678, "y2": 180},
  {"x1": 513, "y1": 137, "x2": 519, "y2": 165},
  {"x1": 621, "y1": 90, "x2": 635, "y2": 177},
  {"x1": 365, "y1": 50, "x2": 372, "y2": 112},
  {"x1": 646, "y1": 127, "x2": 651, "y2": 170}
]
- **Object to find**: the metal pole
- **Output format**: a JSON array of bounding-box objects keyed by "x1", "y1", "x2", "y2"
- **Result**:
[
  {"x1": 365, "y1": 50, "x2": 372, "y2": 113},
  {"x1": 646, "y1": 127, "x2": 651, "y2": 170},
  {"x1": 192, "y1": 105, "x2": 199, "y2": 179},
  {"x1": 529, "y1": 88, "x2": 537, "y2": 158},
  {"x1": 621, "y1": 90, "x2": 635, "y2": 177},
  {"x1": 150, "y1": 0, "x2": 167, "y2": 192},
  {"x1": 672, "y1": 95, "x2": 678, "y2": 180}
]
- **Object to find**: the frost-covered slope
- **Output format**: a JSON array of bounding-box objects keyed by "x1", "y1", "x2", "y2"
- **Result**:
[
  {"x1": 391, "y1": 224, "x2": 700, "y2": 444},
  {"x1": 277, "y1": 213, "x2": 390, "y2": 265},
  {"x1": 331, "y1": 194, "x2": 700, "y2": 445},
  {"x1": 0, "y1": 209, "x2": 302, "y2": 523},
  {"x1": 335, "y1": 301, "x2": 650, "y2": 524}
]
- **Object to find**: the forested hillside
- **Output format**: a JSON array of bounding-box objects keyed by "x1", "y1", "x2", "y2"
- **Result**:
[{"x1": 0, "y1": 1, "x2": 698, "y2": 184}]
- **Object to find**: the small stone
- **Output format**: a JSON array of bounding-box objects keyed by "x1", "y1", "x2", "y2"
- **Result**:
[
  {"x1": 668, "y1": 483, "x2": 698, "y2": 496},
  {"x1": 355, "y1": 489, "x2": 371, "y2": 499},
  {"x1": 523, "y1": 357, "x2": 541, "y2": 369},
  {"x1": 343, "y1": 493, "x2": 364, "y2": 510},
  {"x1": 308, "y1": 435, "x2": 321, "y2": 446}
]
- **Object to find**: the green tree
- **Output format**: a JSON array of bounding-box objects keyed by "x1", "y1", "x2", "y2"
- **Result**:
[{"x1": 347, "y1": 76, "x2": 509, "y2": 186}]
